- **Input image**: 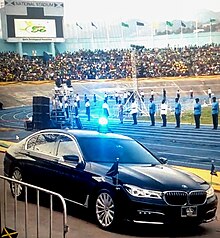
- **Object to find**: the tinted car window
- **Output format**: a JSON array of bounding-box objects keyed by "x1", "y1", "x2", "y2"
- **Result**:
[
  {"x1": 56, "y1": 135, "x2": 80, "y2": 159},
  {"x1": 26, "y1": 135, "x2": 38, "y2": 150},
  {"x1": 77, "y1": 137, "x2": 160, "y2": 165},
  {"x1": 26, "y1": 133, "x2": 58, "y2": 155}
]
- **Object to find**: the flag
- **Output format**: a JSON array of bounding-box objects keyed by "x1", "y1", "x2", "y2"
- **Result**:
[
  {"x1": 1, "y1": 227, "x2": 18, "y2": 238},
  {"x1": 181, "y1": 21, "x2": 186, "y2": 27},
  {"x1": 210, "y1": 163, "x2": 218, "y2": 176},
  {"x1": 106, "y1": 159, "x2": 119, "y2": 177},
  {"x1": 121, "y1": 22, "x2": 129, "y2": 28},
  {"x1": 76, "y1": 22, "x2": 82, "y2": 30},
  {"x1": 166, "y1": 21, "x2": 173, "y2": 27},
  {"x1": 136, "y1": 21, "x2": 144, "y2": 26},
  {"x1": 91, "y1": 22, "x2": 97, "y2": 29},
  {"x1": 210, "y1": 18, "x2": 216, "y2": 23}
]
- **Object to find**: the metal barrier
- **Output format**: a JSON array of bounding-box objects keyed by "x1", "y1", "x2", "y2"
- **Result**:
[{"x1": 0, "y1": 175, "x2": 69, "y2": 238}]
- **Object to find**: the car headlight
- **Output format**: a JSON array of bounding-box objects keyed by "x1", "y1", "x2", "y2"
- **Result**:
[
  {"x1": 124, "y1": 184, "x2": 162, "y2": 199},
  {"x1": 206, "y1": 186, "x2": 215, "y2": 198}
]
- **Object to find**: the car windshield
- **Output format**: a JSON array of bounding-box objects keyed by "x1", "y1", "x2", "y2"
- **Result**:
[{"x1": 77, "y1": 137, "x2": 160, "y2": 165}]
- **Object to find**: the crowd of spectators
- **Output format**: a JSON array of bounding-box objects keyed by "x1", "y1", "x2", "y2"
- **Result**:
[{"x1": 0, "y1": 44, "x2": 220, "y2": 82}]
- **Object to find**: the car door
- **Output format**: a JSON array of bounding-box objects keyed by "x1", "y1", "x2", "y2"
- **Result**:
[
  {"x1": 23, "y1": 132, "x2": 59, "y2": 189},
  {"x1": 52, "y1": 134, "x2": 93, "y2": 206},
  {"x1": 24, "y1": 132, "x2": 93, "y2": 206}
]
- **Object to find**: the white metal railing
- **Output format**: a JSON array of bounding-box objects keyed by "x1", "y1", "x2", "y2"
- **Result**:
[{"x1": 0, "y1": 175, "x2": 69, "y2": 238}]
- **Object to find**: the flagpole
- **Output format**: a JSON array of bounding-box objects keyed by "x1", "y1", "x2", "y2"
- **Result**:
[
  {"x1": 180, "y1": 23, "x2": 183, "y2": 46},
  {"x1": 210, "y1": 160, "x2": 218, "y2": 185},
  {"x1": 121, "y1": 24, "x2": 124, "y2": 48},
  {"x1": 136, "y1": 24, "x2": 139, "y2": 39},
  {"x1": 195, "y1": 19, "x2": 198, "y2": 46},
  {"x1": 76, "y1": 24, "x2": 79, "y2": 42},
  {"x1": 209, "y1": 20, "x2": 212, "y2": 44},
  {"x1": 151, "y1": 22, "x2": 154, "y2": 48},
  {"x1": 180, "y1": 25, "x2": 183, "y2": 38},
  {"x1": 91, "y1": 24, "x2": 95, "y2": 51},
  {"x1": 105, "y1": 21, "x2": 110, "y2": 49},
  {"x1": 166, "y1": 24, "x2": 168, "y2": 47}
]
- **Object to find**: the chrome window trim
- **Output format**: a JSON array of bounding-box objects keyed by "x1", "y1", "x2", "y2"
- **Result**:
[{"x1": 24, "y1": 131, "x2": 84, "y2": 164}]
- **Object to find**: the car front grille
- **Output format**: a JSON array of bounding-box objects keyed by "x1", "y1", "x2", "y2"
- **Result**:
[{"x1": 163, "y1": 190, "x2": 207, "y2": 206}]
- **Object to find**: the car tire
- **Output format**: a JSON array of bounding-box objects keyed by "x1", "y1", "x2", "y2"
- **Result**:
[
  {"x1": 10, "y1": 167, "x2": 25, "y2": 200},
  {"x1": 94, "y1": 189, "x2": 119, "y2": 230}
]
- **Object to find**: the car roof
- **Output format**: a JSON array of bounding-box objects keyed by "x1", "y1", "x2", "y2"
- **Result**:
[{"x1": 35, "y1": 129, "x2": 132, "y2": 140}]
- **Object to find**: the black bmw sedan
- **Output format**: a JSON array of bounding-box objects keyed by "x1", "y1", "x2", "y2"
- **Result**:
[{"x1": 4, "y1": 129, "x2": 218, "y2": 230}]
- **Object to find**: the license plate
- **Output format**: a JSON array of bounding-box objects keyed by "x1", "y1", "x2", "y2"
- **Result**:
[{"x1": 181, "y1": 206, "x2": 197, "y2": 217}]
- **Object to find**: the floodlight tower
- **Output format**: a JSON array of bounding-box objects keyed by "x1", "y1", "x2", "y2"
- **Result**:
[
  {"x1": 129, "y1": 45, "x2": 148, "y2": 116},
  {"x1": 131, "y1": 49, "x2": 138, "y2": 92}
]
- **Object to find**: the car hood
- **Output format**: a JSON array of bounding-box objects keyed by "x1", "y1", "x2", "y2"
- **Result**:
[{"x1": 89, "y1": 163, "x2": 208, "y2": 191}]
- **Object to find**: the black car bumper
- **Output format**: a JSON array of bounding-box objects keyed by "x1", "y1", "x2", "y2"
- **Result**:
[{"x1": 123, "y1": 195, "x2": 218, "y2": 225}]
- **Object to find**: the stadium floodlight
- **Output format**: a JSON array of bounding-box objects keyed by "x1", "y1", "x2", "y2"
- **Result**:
[{"x1": 123, "y1": 46, "x2": 149, "y2": 116}]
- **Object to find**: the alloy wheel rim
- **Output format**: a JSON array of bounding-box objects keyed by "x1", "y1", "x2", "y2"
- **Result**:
[
  {"x1": 96, "y1": 192, "x2": 115, "y2": 227},
  {"x1": 11, "y1": 170, "x2": 23, "y2": 196}
]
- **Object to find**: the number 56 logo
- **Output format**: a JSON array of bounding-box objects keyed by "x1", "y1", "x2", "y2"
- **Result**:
[{"x1": 20, "y1": 21, "x2": 47, "y2": 33}]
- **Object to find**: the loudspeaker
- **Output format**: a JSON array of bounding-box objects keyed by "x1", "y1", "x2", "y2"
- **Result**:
[
  {"x1": 33, "y1": 105, "x2": 50, "y2": 114},
  {"x1": 33, "y1": 96, "x2": 50, "y2": 105},
  {"x1": 33, "y1": 114, "x2": 50, "y2": 130},
  {"x1": 33, "y1": 96, "x2": 50, "y2": 130}
]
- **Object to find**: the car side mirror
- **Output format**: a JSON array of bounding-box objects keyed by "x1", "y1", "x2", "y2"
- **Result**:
[{"x1": 159, "y1": 157, "x2": 168, "y2": 164}]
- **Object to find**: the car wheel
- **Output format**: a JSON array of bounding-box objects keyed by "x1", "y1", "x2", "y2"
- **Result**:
[
  {"x1": 95, "y1": 190, "x2": 118, "y2": 230},
  {"x1": 10, "y1": 167, "x2": 24, "y2": 199}
]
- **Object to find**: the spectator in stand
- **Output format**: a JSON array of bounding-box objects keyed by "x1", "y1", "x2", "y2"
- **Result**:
[{"x1": 1, "y1": 44, "x2": 220, "y2": 82}]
